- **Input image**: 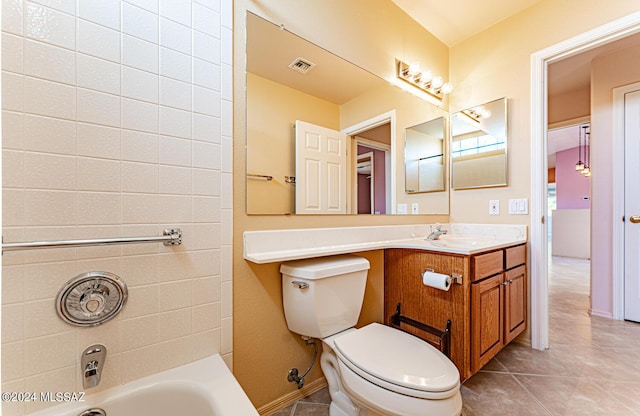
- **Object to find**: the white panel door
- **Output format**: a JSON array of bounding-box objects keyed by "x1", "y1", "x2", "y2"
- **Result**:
[
  {"x1": 625, "y1": 89, "x2": 640, "y2": 322},
  {"x1": 295, "y1": 120, "x2": 347, "y2": 214}
]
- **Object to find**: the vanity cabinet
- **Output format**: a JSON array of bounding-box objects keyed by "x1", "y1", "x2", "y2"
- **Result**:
[{"x1": 384, "y1": 243, "x2": 526, "y2": 381}]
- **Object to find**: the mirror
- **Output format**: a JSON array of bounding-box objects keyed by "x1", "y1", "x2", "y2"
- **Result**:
[
  {"x1": 450, "y1": 98, "x2": 508, "y2": 189},
  {"x1": 405, "y1": 117, "x2": 446, "y2": 193},
  {"x1": 245, "y1": 12, "x2": 449, "y2": 215}
]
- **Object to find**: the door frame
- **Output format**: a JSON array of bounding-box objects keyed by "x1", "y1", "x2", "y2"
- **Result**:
[
  {"x1": 530, "y1": 11, "x2": 640, "y2": 350},
  {"x1": 343, "y1": 110, "x2": 396, "y2": 214},
  {"x1": 613, "y1": 81, "x2": 640, "y2": 320},
  {"x1": 356, "y1": 151, "x2": 375, "y2": 214}
]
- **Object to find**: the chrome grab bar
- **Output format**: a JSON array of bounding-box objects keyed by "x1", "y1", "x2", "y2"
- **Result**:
[{"x1": 2, "y1": 228, "x2": 182, "y2": 252}]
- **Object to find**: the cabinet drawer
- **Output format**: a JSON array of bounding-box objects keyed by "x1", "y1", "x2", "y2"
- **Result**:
[
  {"x1": 472, "y1": 250, "x2": 503, "y2": 281},
  {"x1": 505, "y1": 245, "x2": 526, "y2": 269}
]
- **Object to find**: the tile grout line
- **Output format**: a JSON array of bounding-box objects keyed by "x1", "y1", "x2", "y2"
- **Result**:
[{"x1": 508, "y1": 373, "x2": 555, "y2": 416}]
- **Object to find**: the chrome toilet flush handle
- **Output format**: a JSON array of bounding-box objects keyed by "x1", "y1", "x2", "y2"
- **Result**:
[{"x1": 291, "y1": 281, "x2": 309, "y2": 289}]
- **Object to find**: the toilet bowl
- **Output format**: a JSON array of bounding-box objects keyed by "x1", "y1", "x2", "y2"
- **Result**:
[{"x1": 281, "y1": 255, "x2": 462, "y2": 416}]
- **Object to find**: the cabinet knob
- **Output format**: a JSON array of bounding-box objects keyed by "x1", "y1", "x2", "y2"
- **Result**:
[
  {"x1": 630, "y1": 215, "x2": 640, "y2": 223},
  {"x1": 501, "y1": 281, "x2": 509, "y2": 286}
]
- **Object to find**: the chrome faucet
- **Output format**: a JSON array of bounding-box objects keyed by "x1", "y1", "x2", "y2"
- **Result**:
[
  {"x1": 426, "y1": 224, "x2": 448, "y2": 240},
  {"x1": 82, "y1": 344, "x2": 106, "y2": 389}
]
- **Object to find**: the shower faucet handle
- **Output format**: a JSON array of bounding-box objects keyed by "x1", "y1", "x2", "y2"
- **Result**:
[{"x1": 82, "y1": 344, "x2": 107, "y2": 389}]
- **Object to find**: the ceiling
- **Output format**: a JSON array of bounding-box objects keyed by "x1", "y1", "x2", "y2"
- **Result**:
[{"x1": 391, "y1": 0, "x2": 544, "y2": 47}]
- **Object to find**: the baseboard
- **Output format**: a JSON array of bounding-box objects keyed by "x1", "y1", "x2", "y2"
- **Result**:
[
  {"x1": 589, "y1": 308, "x2": 613, "y2": 319},
  {"x1": 257, "y1": 377, "x2": 328, "y2": 416}
]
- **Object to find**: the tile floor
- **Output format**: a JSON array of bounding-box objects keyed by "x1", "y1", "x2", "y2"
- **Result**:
[{"x1": 270, "y1": 256, "x2": 640, "y2": 416}]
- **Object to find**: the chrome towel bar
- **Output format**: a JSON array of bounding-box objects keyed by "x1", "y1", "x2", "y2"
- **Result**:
[{"x1": 2, "y1": 228, "x2": 182, "y2": 252}]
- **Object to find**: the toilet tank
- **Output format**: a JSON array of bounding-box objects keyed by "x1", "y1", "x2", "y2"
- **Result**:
[{"x1": 280, "y1": 255, "x2": 370, "y2": 339}]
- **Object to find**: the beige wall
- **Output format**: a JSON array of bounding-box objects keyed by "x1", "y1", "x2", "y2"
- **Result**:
[
  {"x1": 449, "y1": 0, "x2": 640, "y2": 224},
  {"x1": 549, "y1": 88, "x2": 590, "y2": 125},
  {"x1": 234, "y1": 0, "x2": 449, "y2": 409},
  {"x1": 2, "y1": 1, "x2": 232, "y2": 415}
]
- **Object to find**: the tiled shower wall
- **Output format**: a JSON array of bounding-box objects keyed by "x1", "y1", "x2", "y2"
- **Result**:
[{"x1": 1, "y1": 0, "x2": 233, "y2": 414}]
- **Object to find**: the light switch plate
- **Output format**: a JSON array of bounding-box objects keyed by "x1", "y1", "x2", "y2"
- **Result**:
[
  {"x1": 411, "y1": 203, "x2": 419, "y2": 214},
  {"x1": 397, "y1": 203, "x2": 407, "y2": 214},
  {"x1": 489, "y1": 200, "x2": 500, "y2": 215}
]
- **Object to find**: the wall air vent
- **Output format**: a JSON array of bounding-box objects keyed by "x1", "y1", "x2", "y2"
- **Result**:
[{"x1": 288, "y1": 57, "x2": 316, "y2": 74}]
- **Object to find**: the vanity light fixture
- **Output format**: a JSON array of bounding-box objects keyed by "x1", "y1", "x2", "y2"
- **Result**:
[{"x1": 396, "y1": 59, "x2": 452, "y2": 101}]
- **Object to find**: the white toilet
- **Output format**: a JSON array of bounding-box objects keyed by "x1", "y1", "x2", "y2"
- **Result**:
[{"x1": 281, "y1": 254, "x2": 462, "y2": 416}]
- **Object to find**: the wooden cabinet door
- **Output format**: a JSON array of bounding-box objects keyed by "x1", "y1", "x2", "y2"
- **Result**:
[
  {"x1": 471, "y1": 273, "x2": 504, "y2": 373},
  {"x1": 504, "y1": 265, "x2": 527, "y2": 344}
]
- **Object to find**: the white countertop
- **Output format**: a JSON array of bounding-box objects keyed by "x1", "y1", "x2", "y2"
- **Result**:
[{"x1": 243, "y1": 223, "x2": 527, "y2": 264}]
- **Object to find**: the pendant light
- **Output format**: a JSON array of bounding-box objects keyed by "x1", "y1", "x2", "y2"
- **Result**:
[{"x1": 575, "y1": 125, "x2": 584, "y2": 171}]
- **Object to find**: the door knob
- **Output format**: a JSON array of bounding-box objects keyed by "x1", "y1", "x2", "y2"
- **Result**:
[{"x1": 630, "y1": 216, "x2": 640, "y2": 223}]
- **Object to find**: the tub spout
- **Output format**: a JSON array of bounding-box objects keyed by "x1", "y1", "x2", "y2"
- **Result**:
[{"x1": 82, "y1": 344, "x2": 107, "y2": 389}]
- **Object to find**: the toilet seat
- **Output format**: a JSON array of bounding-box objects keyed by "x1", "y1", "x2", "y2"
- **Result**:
[{"x1": 332, "y1": 323, "x2": 460, "y2": 400}]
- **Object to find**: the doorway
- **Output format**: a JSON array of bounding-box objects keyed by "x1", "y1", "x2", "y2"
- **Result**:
[{"x1": 531, "y1": 12, "x2": 640, "y2": 350}]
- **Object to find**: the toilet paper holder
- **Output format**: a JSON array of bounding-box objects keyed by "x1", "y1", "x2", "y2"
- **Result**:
[{"x1": 425, "y1": 269, "x2": 463, "y2": 285}]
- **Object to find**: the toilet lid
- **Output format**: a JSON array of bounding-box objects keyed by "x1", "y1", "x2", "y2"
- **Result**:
[{"x1": 333, "y1": 323, "x2": 459, "y2": 394}]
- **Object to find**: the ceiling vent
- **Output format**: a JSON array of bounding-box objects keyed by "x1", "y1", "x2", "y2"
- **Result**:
[{"x1": 288, "y1": 57, "x2": 316, "y2": 74}]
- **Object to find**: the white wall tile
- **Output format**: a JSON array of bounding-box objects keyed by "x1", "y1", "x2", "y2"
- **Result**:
[
  {"x1": 77, "y1": 19, "x2": 121, "y2": 63},
  {"x1": 125, "y1": 0, "x2": 159, "y2": 14},
  {"x1": 78, "y1": 0, "x2": 121, "y2": 31},
  {"x1": 221, "y1": 62, "x2": 232, "y2": 101},
  {"x1": 2, "y1": 71, "x2": 24, "y2": 112},
  {"x1": 193, "y1": 3, "x2": 219, "y2": 38},
  {"x1": 159, "y1": 280, "x2": 191, "y2": 311},
  {"x1": 159, "y1": 135, "x2": 191, "y2": 166},
  {"x1": 120, "y1": 315, "x2": 159, "y2": 350},
  {"x1": 77, "y1": 122, "x2": 121, "y2": 159},
  {"x1": 159, "y1": 17, "x2": 191, "y2": 54},
  {"x1": 29, "y1": 0, "x2": 75, "y2": 15},
  {"x1": 122, "y1": 193, "x2": 159, "y2": 224},
  {"x1": 160, "y1": 47, "x2": 191, "y2": 83},
  {"x1": 23, "y1": 152, "x2": 75, "y2": 190},
  {"x1": 77, "y1": 88, "x2": 121, "y2": 127},
  {"x1": 120, "y1": 285, "x2": 159, "y2": 318},
  {"x1": 158, "y1": 194, "x2": 192, "y2": 223},
  {"x1": 192, "y1": 113, "x2": 220, "y2": 144},
  {"x1": 122, "y1": 66, "x2": 159, "y2": 103},
  {"x1": 193, "y1": 86, "x2": 220, "y2": 116},
  {"x1": 2, "y1": 341, "x2": 24, "y2": 381},
  {"x1": 2, "y1": 111, "x2": 24, "y2": 150},
  {"x1": 221, "y1": 244, "x2": 232, "y2": 282},
  {"x1": 123, "y1": 2, "x2": 159, "y2": 44},
  {"x1": 160, "y1": 76, "x2": 191, "y2": 111},
  {"x1": 122, "y1": 34, "x2": 159, "y2": 73},
  {"x1": 24, "y1": 190, "x2": 77, "y2": 226},
  {"x1": 25, "y1": 2, "x2": 75, "y2": 49},
  {"x1": 159, "y1": 165, "x2": 191, "y2": 194},
  {"x1": 158, "y1": 308, "x2": 191, "y2": 341},
  {"x1": 2, "y1": 33, "x2": 24, "y2": 73},
  {"x1": 192, "y1": 302, "x2": 220, "y2": 333},
  {"x1": 2, "y1": 0, "x2": 24, "y2": 36},
  {"x1": 78, "y1": 192, "x2": 122, "y2": 225},
  {"x1": 23, "y1": 332, "x2": 76, "y2": 376},
  {"x1": 221, "y1": 171, "x2": 232, "y2": 208},
  {"x1": 221, "y1": 136, "x2": 232, "y2": 174},
  {"x1": 23, "y1": 366, "x2": 76, "y2": 413},
  {"x1": 121, "y1": 162, "x2": 159, "y2": 193},
  {"x1": 221, "y1": 96, "x2": 232, "y2": 137},
  {"x1": 3, "y1": 149, "x2": 24, "y2": 189},
  {"x1": 220, "y1": 25, "x2": 232, "y2": 66},
  {"x1": 193, "y1": 168, "x2": 220, "y2": 196},
  {"x1": 24, "y1": 299, "x2": 69, "y2": 338},
  {"x1": 122, "y1": 98, "x2": 159, "y2": 133},
  {"x1": 77, "y1": 157, "x2": 120, "y2": 192},
  {"x1": 193, "y1": 196, "x2": 220, "y2": 223},
  {"x1": 1, "y1": 0, "x2": 231, "y2": 401},
  {"x1": 159, "y1": 0, "x2": 190, "y2": 26},
  {"x1": 77, "y1": 53, "x2": 120, "y2": 95},
  {"x1": 159, "y1": 106, "x2": 191, "y2": 138},
  {"x1": 122, "y1": 129, "x2": 159, "y2": 163},
  {"x1": 193, "y1": 58, "x2": 220, "y2": 91},
  {"x1": 193, "y1": 31, "x2": 219, "y2": 64},
  {"x1": 192, "y1": 141, "x2": 220, "y2": 169},
  {"x1": 23, "y1": 75, "x2": 76, "y2": 120},
  {"x1": 221, "y1": 316, "x2": 232, "y2": 354}
]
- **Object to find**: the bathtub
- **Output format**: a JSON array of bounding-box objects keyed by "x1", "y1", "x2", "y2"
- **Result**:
[{"x1": 30, "y1": 354, "x2": 258, "y2": 416}]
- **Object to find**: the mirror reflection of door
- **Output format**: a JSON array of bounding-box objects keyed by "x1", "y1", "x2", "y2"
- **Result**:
[{"x1": 357, "y1": 153, "x2": 374, "y2": 214}]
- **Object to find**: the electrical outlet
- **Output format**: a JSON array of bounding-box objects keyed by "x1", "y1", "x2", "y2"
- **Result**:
[
  {"x1": 397, "y1": 203, "x2": 407, "y2": 215},
  {"x1": 489, "y1": 200, "x2": 500, "y2": 215},
  {"x1": 411, "y1": 203, "x2": 419, "y2": 214}
]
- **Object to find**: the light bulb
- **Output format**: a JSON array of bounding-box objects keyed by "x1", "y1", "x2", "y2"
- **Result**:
[
  {"x1": 441, "y1": 83, "x2": 453, "y2": 94},
  {"x1": 408, "y1": 62, "x2": 421, "y2": 76},
  {"x1": 432, "y1": 76, "x2": 443, "y2": 89},
  {"x1": 575, "y1": 162, "x2": 585, "y2": 171}
]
